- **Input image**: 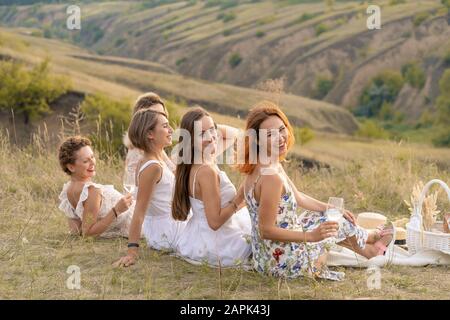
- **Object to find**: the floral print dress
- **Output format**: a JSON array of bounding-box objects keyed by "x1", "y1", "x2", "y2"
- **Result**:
[{"x1": 244, "y1": 171, "x2": 368, "y2": 281}]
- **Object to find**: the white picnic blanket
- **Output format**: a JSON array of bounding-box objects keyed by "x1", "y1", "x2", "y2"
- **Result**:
[{"x1": 327, "y1": 244, "x2": 450, "y2": 267}]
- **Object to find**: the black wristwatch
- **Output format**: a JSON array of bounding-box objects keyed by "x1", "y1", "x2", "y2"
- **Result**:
[{"x1": 127, "y1": 243, "x2": 139, "y2": 248}]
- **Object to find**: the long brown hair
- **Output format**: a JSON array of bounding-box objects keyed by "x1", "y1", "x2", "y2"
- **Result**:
[
  {"x1": 237, "y1": 101, "x2": 294, "y2": 175},
  {"x1": 172, "y1": 106, "x2": 211, "y2": 221}
]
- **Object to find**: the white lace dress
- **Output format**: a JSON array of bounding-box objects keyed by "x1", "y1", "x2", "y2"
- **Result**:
[
  {"x1": 58, "y1": 181, "x2": 134, "y2": 238},
  {"x1": 176, "y1": 166, "x2": 252, "y2": 267}
]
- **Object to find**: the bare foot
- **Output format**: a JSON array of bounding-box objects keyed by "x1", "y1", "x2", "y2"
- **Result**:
[{"x1": 373, "y1": 222, "x2": 394, "y2": 256}]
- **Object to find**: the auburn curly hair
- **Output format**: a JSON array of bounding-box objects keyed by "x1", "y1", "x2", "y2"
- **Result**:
[
  {"x1": 58, "y1": 136, "x2": 92, "y2": 175},
  {"x1": 237, "y1": 101, "x2": 294, "y2": 175}
]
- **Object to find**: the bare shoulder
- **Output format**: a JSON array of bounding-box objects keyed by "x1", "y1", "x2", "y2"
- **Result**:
[
  {"x1": 259, "y1": 173, "x2": 283, "y2": 188},
  {"x1": 85, "y1": 185, "x2": 102, "y2": 202},
  {"x1": 254, "y1": 173, "x2": 283, "y2": 203},
  {"x1": 82, "y1": 185, "x2": 102, "y2": 210},
  {"x1": 139, "y1": 162, "x2": 163, "y2": 183},
  {"x1": 196, "y1": 165, "x2": 218, "y2": 182}
]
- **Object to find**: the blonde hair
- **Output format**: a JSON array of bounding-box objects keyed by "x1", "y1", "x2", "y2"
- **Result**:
[
  {"x1": 132, "y1": 92, "x2": 167, "y2": 115},
  {"x1": 128, "y1": 109, "x2": 168, "y2": 153}
]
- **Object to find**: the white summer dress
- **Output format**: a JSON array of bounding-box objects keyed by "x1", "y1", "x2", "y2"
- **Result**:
[
  {"x1": 176, "y1": 165, "x2": 252, "y2": 267},
  {"x1": 138, "y1": 160, "x2": 186, "y2": 251},
  {"x1": 58, "y1": 181, "x2": 134, "y2": 238}
]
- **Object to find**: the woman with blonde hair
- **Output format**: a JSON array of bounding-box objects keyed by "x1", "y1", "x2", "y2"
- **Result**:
[
  {"x1": 238, "y1": 101, "x2": 394, "y2": 280},
  {"x1": 123, "y1": 92, "x2": 175, "y2": 178},
  {"x1": 114, "y1": 109, "x2": 186, "y2": 267}
]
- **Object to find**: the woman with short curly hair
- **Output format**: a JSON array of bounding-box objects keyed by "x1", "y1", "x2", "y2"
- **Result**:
[{"x1": 58, "y1": 136, "x2": 134, "y2": 238}]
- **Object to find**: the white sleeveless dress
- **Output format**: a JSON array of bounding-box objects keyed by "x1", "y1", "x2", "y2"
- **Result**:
[
  {"x1": 176, "y1": 165, "x2": 252, "y2": 267},
  {"x1": 125, "y1": 148, "x2": 175, "y2": 181},
  {"x1": 58, "y1": 181, "x2": 134, "y2": 238},
  {"x1": 138, "y1": 160, "x2": 186, "y2": 251}
]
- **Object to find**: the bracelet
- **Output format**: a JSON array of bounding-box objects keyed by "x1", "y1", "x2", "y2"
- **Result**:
[
  {"x1": 112, "y1": 207, "x2": 118, "y2": 219},
  {"x1": 127, "y1": 243, "x2": 139, "y2": 248}
]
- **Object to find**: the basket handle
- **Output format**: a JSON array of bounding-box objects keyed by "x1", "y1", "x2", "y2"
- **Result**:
[{"x1": 415, "y1": 179, "x2": 450, "y2": 218}]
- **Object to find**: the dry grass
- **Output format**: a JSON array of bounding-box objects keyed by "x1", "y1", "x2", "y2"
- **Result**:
[
  {"x1": 294, "y1": 133, "x2": 450, "y2": 170},
  {"x1": 0, "y1": 131, "x2": 449, "y2": 300}
]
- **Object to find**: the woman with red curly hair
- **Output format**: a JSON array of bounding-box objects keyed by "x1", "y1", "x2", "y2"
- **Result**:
[{"x1": 238, "y1": 101, "x2": 394, "y2": 281}]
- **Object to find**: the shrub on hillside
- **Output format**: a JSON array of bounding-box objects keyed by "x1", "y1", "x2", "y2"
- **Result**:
[
  {"x1": 444, "y1": 50, "x2": 450, "y2": 66},
  {"x1": 438, "y1": 69, "x2": 450, "y2": 98},
  {"x1": 401, "y1": 62, "x2": 426, "y2": 89},
  {"x1": 206, "y1": 0, "x2": 239, "y2": 9},
  {"x1": 432, "y1": 127, "x2": 450, "y2": 147},
  {"x1": 356, "y1": 119, "x2": 389, "y2": 139},
  {"x1": 284, "y1": 12, "x2": 319, "y2": 28},
  {"x1": 229, "y1": 53, "x2": 242, "y2": 68},
  {"x1": 315, "y1": 23, "x2": 329, "y2": 36},
  {"x1": 294, "y1": 127, "x2": 314, "y2": 145},
  {"x1": 0, "y1": 59, "x2": 70, "y2": 124},
  {"x1": 115, "y1": 38, "x2": 126, "y2": 47},
  {"x1": 164, "y1": 98, "x2": 181, "y2": 129},
  {"x1": 313, "y1": 76, "x2": 334, "y2": 99},
  {"x1": 220, "y1": 0, "x2": 239, "y2": 9},
  {"x1": 390, "y1": 0, "x2": 406, "y2": 5},
  {"x1": 430, "y1": 69, "x2": 450, "y2": 147},
  {"x1": 435, "y1": 69, "x2": 450, "y2": 124},
  {"x1": 43, "y1": 26, "x2": 52, "y2": 39},
  {"x1": 80, "y1": 94, "x2": 132, "y2": 156},
  {"x1": 139, "y1": 0, "x2": 180, "y2": 9},
  {"x1": 223, "y1": 29, "x2": 233, "y2": 36},
  {"x1": 436, "y1": 95, "x2": 450, "y2": 126},
  {"x1": 256, "y1": 30, "x2": 266, "y2": 38},
  {"x1": 413, "y1": 12, "x2": 430, "y2": 27},
  {"x1": 218, "y1": 12, "x2": 236, "y2": 23},
  {"x1": 378, "y1": 102, "x2": 395, "y2": 121},
  {"x1": 417, "y1": 109, "x2": 435, "y2": 128},
  {"x1": 355, "y1": 70, "x2": 404, "y2": 118}
]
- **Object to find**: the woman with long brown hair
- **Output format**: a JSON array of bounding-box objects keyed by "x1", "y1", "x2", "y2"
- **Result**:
[
  {"x1": 172, "y1": 107, "x2": 251, "y2": 267},
  {"x1": 238, "y1": 101, "x2": 394, "y2": 280}
]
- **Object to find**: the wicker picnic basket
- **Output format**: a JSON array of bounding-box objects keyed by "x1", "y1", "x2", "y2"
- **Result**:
[{"x1": 406, "y1": 179, "x2": 450, "y2": 255}]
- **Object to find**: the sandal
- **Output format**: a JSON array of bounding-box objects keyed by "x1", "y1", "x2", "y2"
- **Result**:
[{"x1": 373, "y1": 221, "x2": 395, "y2": 256}]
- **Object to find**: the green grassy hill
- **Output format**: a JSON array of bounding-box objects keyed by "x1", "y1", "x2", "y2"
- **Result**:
[
  {"x1": 0, "y1": 27, "x2": 359, "y2": 134},
  {"x1": 2, "y1": 27, "x2": 450, "y2": 170},
  {"x1": 1, "y1": 0, "x2": 449, "y2": 123}
]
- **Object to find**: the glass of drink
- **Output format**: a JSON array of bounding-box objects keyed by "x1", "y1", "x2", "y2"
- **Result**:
[
  {"x1": 123, "y1": 167, "x2": 136, "y2": 196},
  {"x1": 325, "y1": 197, "x2": 344, "y2": 240}
]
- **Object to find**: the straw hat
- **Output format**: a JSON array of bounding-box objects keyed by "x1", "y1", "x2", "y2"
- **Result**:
[{"x1": 356, "y1": 212, "x2": 387, "y2": 229}]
